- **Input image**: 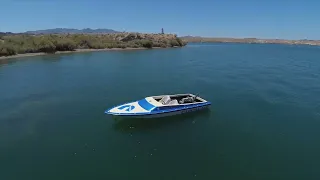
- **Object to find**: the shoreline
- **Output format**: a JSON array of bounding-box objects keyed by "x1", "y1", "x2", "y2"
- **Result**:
[
  {"x1": 0, "y1": 47, "x2": 178, "y2": 60},
  {"x1": 181, "y1": 37, "x2": 320, "y2": 46},
  {"x1": 187, "y1": 41, "x2": 320, "y2": 46}
]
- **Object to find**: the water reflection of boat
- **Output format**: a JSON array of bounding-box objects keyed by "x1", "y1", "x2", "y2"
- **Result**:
[
  {"x1": 105, "y1": 94, "x2": 211, "y2": 118},
  {"x1": 113, "y1": 108, "x2": 211, "y2": 132}
]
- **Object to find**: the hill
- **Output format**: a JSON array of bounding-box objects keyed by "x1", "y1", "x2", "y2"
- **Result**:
[{"x1": 25, "y1": 28, "x2": 119, "y2": 35}]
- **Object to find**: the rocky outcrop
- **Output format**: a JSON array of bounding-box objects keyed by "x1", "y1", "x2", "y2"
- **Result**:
[{"x1": 119, "y1": 33, "x2": 144, "y2": 42}]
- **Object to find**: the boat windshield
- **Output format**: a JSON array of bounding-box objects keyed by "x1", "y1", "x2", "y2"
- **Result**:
[{"x1": 138, "y1": 98, "x2": 156, "y2": 111}]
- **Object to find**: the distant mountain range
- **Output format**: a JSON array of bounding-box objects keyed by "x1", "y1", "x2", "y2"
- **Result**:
[
  {"x1": 24, "y1": 28, "x2": 119, "y2": 34},
  {"x1": 0, "y1": 32, "x2": 21, "y2": 36}
]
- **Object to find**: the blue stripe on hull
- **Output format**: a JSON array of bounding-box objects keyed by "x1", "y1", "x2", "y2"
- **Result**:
[{"x1": 137, "y1": 98, "x2": 155, "y2": 111}]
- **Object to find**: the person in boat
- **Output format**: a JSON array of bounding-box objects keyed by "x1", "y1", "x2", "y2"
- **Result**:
[
  {"x1": 159, "y1": 95, "x2": 197, "y2": 105},
  {"x1": 179, "y1": 95, "x2": 197, "y2": 104}
]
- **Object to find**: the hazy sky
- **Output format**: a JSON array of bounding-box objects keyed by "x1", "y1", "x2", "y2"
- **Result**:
[{"x1": 1, "y1": 0, "x2": 319, "y2": 39}]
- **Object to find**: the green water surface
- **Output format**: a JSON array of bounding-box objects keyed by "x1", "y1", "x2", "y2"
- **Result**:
[{"x1": 0, "y1": 43, "x2": 319, "y2": 180}]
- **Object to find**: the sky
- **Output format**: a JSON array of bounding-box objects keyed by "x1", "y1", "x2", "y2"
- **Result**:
[{"x1": 1, "y1": 0, "x2": 320, "y2": 39}]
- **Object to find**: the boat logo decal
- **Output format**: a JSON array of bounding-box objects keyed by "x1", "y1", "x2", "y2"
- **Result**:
[{"x1": 118, "y1": 104, "x2": 135, "y2": 112}]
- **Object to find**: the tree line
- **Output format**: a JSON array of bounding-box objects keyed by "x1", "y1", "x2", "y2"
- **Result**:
[{"x1": 0, "y1": 33, "x2": 186, "y2": 57}]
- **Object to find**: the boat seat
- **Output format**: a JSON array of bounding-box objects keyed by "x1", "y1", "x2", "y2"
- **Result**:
[
  {"x1": 168, "y1": 99, "x2": 179, "y2": 105},
  {"x1": 159, "y1": 95, "x2": 171, "y2": 105}
]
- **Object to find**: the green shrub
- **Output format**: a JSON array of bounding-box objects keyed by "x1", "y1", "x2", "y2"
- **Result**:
[
  {"x1": 114, "y1": 43, "x2": 127, "y2": 49},
  {"x1": 38, "y1": 40, "x2": 56, "y2": 53},
  {"x1": 176, "y1": 38, "x2": 184, "y2": 46},
  {"x1": 161, "y1": 43, "x2": 168, "y2": 48},
  {"x1": 169, "y1": 39, "x2": 180, "y2": 47},
  {"x1": 90, "y1": 42, "x2": 102, "y2": 49},
  {"x1": 54, "y1": 39, "x2": 76, "y2": 51},
  {"x1": 0, "y1": 44, "x2": 17, "y2": 56},
  {"x1": 141, "y1": 40, "x2": 153, "y2": 48},
  {"x1": 106, "y1": 43, "x2": 116, "y2": 49}
]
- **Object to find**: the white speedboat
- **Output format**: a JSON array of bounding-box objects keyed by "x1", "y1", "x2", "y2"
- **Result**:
[{"x1": 105, "y1": 94, "x2": 211, "y2": 118}]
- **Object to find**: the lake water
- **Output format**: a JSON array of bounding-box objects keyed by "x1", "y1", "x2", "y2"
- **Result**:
[{"x1": 0, "y1": 43, "x2": 320, "y2": 180}]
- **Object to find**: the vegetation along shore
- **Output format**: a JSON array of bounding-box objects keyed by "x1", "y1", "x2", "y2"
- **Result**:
[
  {"x1": 0, "y1": 32, "x2": 187, "y2": 59},
  {"x1": 181, "y1": 36, "x2": 320, "y2": 46}
]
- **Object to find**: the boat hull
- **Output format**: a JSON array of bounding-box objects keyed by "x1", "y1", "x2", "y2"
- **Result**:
[{"x1": 108, "y1": 103, "x2": 211, "y2": 118}]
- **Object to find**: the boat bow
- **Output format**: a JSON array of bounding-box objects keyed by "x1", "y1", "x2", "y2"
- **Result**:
[{"x1": 105, "y1": 98, "x2": 157, "y2": 115}]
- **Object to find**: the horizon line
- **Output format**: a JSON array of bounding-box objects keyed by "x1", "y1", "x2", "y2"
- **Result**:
[{"x1": 1, "y1": 27, "x2": 318, "y2": 41}]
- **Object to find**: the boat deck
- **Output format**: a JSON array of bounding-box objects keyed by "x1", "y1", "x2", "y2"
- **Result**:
[{"x1": 150, "y1": 94, "x2": 207, "y2": 107}]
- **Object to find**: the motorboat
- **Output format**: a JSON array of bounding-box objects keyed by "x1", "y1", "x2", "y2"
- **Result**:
[{"x1": 105, "y1": 93, "x2": 211, "y2": 118}]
